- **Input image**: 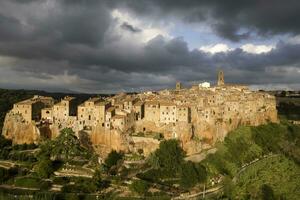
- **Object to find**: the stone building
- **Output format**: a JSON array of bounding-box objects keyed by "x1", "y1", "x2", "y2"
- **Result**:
[
  {"x1": 52, "y1": 96, "x2": 77, "y2": 124},
  {"x1": 77, "y1": 97, "x2": 110, "y2": 128},
  {"x1": 12, "y1": 95, "x2": 53, "y2": 123},
  {"x1": 144, "y1": 101, "x2": 160, "y2": 123},
  {"x1": 160, "y1": 102, "x2": 177, "y2": 124}
]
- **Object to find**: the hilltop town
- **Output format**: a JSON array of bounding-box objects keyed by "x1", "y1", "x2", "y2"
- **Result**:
[{"x1": 2, "y1": 71, "x2": 278, "y2": 156}]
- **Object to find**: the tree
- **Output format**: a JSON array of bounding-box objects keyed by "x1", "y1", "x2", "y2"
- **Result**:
[
  {"x1": 129, "y1": 180, "x2": 150, "y2": 195},
  {"x1": 93, "y1": 168, "x2": 108, "y2": 190},
  {"x1": 104, "y1": 150, "x2": 124, "y2": 169},
  {"x1": 149, "y1": 139, "x2": 185, "y2": 175},
  {"x1": 180, "y1": 162, "x2": 207, "y2": 189},
  {"x1": 35, "y1": 158, "x2": 54, "y2": 178},
  {"x1": 261, "y1": 184, "x2": 276, "y2": 200},
  {"x1": 180, "y1": 161, "x2": 199, "y2": 188},
  {"x1": 0, "y1": 135, "x2": 12, "y2": 148}
]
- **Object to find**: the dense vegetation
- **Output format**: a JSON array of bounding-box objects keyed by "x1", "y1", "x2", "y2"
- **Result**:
[
  {"x1": 139, "y1": 139, "x2": 207, "y2": 190},
  {"x1": 203, "y1": 122, "x2": 300, "y2": 199}
]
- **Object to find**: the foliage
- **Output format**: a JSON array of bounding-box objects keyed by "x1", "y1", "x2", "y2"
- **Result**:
[
  {"x1": 197, "y1": 122, "x2": 300, "y2": 200},
  {"x1": 92, "y1": 168, "x2": 109, "y2": 190},
  {"x1": 52, "y1": 176, "x2": 70, "y2": 185},
  {"x1": 180, "y1": 161, "x2": 207, "y2": 188},
  {"x1": 35, "y1": 158, "x2": 54, "y2": 178},
  {"x1": 0, "y1": 135, "x2": 12, "y2": 148},
  {"x1": 105, "y1": 150, "x2": 124, "y2": 169},
  {"x1": 12, "y1": 143, "x2": 37, "y2": 151},
  {"x1": 38, "y1": 128, "x2": 94, "y2": 162},
  {"x1": 148, "y1": 139, "x2": 185, "y2": 176},
  {"x1": 261, "y1": 184, "x2": 276, "y2": 200},
  {"x1": 277, "y1": 101, "x2": 300, "y2": 120},
  {"x1": 8, "y1": 151, "x2": 37, "y2": 162},
  {"x1": 14, "y1": 177, "x2": 42, "y2": 188},
  {"x1": 231, "y1": 155, "x2": 300, "y2": 199},
  {"x1": 0, "y1": 167, "x2": 19, "y2": 183},
  {"x1": 62, "y1": 177, "x2": 98, "y2": 193},
  {"x1": 129, "y1": 179, "x2": 150, "y2": 195}
]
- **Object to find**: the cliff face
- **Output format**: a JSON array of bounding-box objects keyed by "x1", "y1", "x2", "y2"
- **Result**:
[
  {"x1": 2, "y1": 112, "x2": 40, "y2": 144},
  {"x1": 90, "y1": 125, "x2": 130, "y2": 156}
]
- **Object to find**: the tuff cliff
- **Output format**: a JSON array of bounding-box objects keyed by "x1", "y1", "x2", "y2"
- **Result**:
[{"x1": 2, "y1": 112, "x2": 40, "y2": 144}]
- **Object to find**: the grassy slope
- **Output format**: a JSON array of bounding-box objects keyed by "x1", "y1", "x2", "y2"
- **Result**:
[{"x1": 233, "y1": 155, "x2": 300, "y2": 199}]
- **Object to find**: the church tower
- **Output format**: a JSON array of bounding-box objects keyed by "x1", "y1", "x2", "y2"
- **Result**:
[{"x1": 217, "y1": 70, "x2": 225, "y2": 86}]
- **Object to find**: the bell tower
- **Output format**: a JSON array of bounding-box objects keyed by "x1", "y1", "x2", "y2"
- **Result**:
[{"x1": 217, "y1": 70, "x2": 224, "y2": 86}]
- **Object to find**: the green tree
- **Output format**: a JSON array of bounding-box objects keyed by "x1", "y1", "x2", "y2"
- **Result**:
[
  {"x1": 180, "y1": 162, "x2": 207, "y2": 189},
  {"x1": 104, "y1": 150, "x2": 124, "y2": 169},
  {"x1": 261, "y1": 184, "x2": 276, "y2": 200},
  {"x1": 35, "y1": 158, "x2": 54, "y2": 178},
  {"x1": 129, "y1": 180, "x2": 150, "y2": 195},
  {"x1": 149, "y1": 139, "x2": 185, "y2": 176},
  {"x1": 180, "y1": 161, "x2": 199, "y2": 188}
]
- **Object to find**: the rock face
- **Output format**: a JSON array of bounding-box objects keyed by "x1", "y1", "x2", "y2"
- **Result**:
[
  {"x1": 2, "y1": 112, "x2": 40, "y2": 144},
  {"x1": 90, "y1": 125, "x2": 130, "y2": 156}
]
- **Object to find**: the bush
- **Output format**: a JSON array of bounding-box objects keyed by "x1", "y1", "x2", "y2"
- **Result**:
[
  {"x1": 148, "y1": 139, "x2": 185, "y2": 176},
  {"x1": 52, "y1": 176, "x2": 70, "y2": 185},
  {"x1": 180, "y1": 161, "x2": 205, "y2": 189},
  {"x1": 129, "y1": 180, "x2": 150, "y2": 195},
  {"x1": 40, "y1": 180, "x2": 52, "y2": 190},
  {"x1": 14, "y1": 177, "x2": 41, "y2": 188},
  {"x1": 0, "y1": 167, "x2": 17, "y2": 183},
  {"x1": 35, "y1": 158, "x2": 54, "y2": 178},
  {"x1": 104, "y1": 150, "x2": 124, "y2": 169},
  {"x1": 0, "y1": 135, "x2": 12, "y2": 148}
]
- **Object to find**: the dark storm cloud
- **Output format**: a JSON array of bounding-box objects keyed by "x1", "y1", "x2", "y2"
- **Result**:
[
  {"x1": 113, "y1": 0, "x2": 300, "y2": 41},
  {"x1": 121, "y1": 22, "x2": 142, "y2": 33},
  {"x1": 0, "y1": 0, "x2": 299, "y2": 92}
]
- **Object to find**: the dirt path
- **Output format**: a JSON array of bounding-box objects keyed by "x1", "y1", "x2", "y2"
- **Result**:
[{"x1": 185, "y1": 148, "x2": 217, "y2": 163}]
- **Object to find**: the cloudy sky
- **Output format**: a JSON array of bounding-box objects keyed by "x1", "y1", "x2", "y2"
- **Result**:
[{"x1": 0, "y1": 0, "x2": 299, "y2": 93}]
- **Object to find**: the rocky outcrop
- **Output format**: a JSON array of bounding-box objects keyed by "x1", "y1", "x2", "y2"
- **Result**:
[
  {"x1": 90, "y1": 125, "x2": 130, "y2": 156},
  {"x1": 2, "y1": 112, "x2": 40, "y2": 144}
]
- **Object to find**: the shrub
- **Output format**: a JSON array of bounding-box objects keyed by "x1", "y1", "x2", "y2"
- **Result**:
[
  {"x1": 129, "y1": 180, "x2": 150, "y2": 195},
  {"x1": 35, "y1": 158, "x2": 54, "y2": 178},
  {"x1": 104, "y1": 150, "x2": 124, "y2": 169},
  {"x1": 52, "y1": 176, "x2": 70, "y2": 185},
  {"x1": 40, "y1": 180, "x2": 52, "y2": 190},
  {"x1": 148, "y1": 139, "x2": 185, "y2": 176},
  {"x1": 14, "y1": 177, "x2": 41, "y2": 188}
]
